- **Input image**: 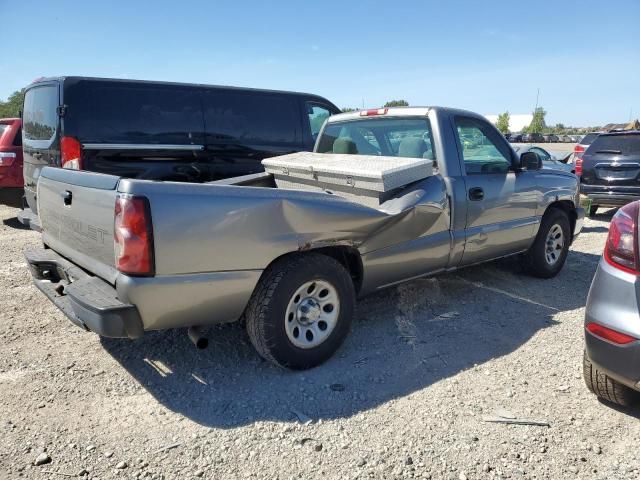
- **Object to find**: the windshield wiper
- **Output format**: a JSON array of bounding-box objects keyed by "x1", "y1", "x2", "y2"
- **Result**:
[{"x1": 595, "y1": 149, "x2": 622, "y2": 154}]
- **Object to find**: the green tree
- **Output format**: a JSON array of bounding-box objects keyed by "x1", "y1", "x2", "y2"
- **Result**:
[
  {"x1": 383, "y1": 100, "x2": 409, "y2": 108},
  {"x1": 341, "y1": 107, "x2": 358, "y2": 113},
  {"x1": 496, "y1": 111, "x2": 510, "y2": 134},
  {"x1": 0, "y1": 89, "x2": 25, "y2": 118},
  {"x1": 527, "y1": 107, "x2": 547, "y2": 134}
]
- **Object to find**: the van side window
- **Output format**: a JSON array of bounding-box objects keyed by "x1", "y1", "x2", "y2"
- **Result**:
[
  {"x1": 63, "y1": 82, "x2": 203, "y2": 145},
  {"x1": 306, "y1": 104, "x2": 332, "y2": 140},
  {"x1": 23, "y1": 85, "x2": 58, "y2": 143},
  {"x1": 454, "y1": 116, "x2": 512, "y2": 174},
  {"x1": 204, "y1": 92, "x2": 299, "y2": 145}
]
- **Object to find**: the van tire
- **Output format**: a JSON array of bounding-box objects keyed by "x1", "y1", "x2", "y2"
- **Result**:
[
  {"x1": 583, "y1": 351, "x2": 637, "y2": 407},
  {"x1": 245, "y1": 253, "x2": 355, "y2": 370},
  {"x1": 522, "y1": 208, "x2": 570, "y2": 278}
]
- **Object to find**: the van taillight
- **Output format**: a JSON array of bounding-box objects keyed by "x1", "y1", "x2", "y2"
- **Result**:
[
  {"x1": 60, "y1": 136, "x2": 82, "y2": 170},
  {"x1": 604, "y1": 202, "x2": 640, "y2": 274},
  {"x1": 114, "y1": 195, "x2": 154, "y2": 276}
]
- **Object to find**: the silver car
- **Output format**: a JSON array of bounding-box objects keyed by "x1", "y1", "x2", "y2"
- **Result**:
[{"x1": 584, "y1": 201, "x2": 640, "y2": 406}]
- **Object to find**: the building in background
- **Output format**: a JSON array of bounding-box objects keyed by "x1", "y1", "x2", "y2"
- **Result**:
[
  {"x1": 601, "y1": 119, "x2": 640, "y2": 131},
  {"x1": 485, "y1": 114, "x2": 533, "y2": 133}
]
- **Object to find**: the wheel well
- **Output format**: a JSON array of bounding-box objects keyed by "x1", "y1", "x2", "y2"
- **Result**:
[
  {"x1": 264, "y1": 247, "x2": 363, "y2": 294},
  {"x1": 546, "y1": 200, "x2": 577, "y2": 240}
]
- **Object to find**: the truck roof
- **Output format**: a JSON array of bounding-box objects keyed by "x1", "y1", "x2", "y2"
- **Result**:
[{"x1": 326, "y1": 106, "x2": 487, "y2": 123}]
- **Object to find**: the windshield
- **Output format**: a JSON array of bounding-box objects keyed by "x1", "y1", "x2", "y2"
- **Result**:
[{"x1": 316, "y1": 117, "x2": 435, "y2": 160}]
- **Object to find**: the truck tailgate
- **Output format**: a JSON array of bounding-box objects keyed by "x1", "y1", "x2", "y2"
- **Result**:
[{"x1": 38, "y1": 167, "x2": 120, "y2": 284}]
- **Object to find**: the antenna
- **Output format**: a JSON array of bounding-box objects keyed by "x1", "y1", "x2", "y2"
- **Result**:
[{"x1": 534, "y1": 88, "x2": 540, "y2": 111}]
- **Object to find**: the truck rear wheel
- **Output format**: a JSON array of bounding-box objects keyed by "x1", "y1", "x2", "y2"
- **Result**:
[
  {"x1": 245, "y1": 253, "x2": 355, "y2": 369},
  {"x1": 583, "y1": 351, "x2": 637, "y2": 407},
  {"x1": 522, "y1": 208, "x2": 570, "y2": 278}
]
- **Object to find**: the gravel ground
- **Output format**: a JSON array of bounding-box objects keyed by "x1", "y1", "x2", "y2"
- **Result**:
[{"x1": 1, "y1": 202, "x2": 639, "y2": 480}]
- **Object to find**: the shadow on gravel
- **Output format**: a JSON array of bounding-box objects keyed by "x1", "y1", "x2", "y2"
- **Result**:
[
  {"x1": 102, "y1": 249, "x2": 601, "y2": 428},
  {"x1": 597, "y1": 399, "x2": 640, "y2": 419},
  {"x1": 2, "y1": 216, "x2": 30, "y2": 230}
]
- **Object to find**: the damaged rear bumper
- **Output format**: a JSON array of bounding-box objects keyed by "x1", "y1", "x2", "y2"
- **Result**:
[{"x1": 25, "y1": 248, "x2": 143, "y2": 338}]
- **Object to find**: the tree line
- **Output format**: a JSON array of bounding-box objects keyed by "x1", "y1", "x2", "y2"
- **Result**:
[
  {"x1": 0, "y1": 89, "x2": 25, "y2": 118},
  {"x1": 495, "y1": 107, "x2": 601, "y2": 135}
]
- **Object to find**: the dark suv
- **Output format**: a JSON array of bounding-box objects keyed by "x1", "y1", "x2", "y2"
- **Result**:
[
  {"x1": 19, "y1": 77, "x2": 339, "y2": 229},
  {"x1": 578, "y1": 131, "x2": 640, "y2": 215}
]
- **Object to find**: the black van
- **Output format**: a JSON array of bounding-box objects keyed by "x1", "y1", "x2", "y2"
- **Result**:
[{"x1": 19, "y1": 76, "x2": 339, "y2": 228}]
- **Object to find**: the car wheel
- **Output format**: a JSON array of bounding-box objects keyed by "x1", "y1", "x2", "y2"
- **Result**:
[
  {"x1": 583, "y1": 351, "x2": 637, "y2": 407},
  {"x1": 589, "y1": 204, "x2": 598, "y2": 216},
  {"x1": 523, "y1": 208, "x2": 570, "y2": 278},
  {"x1": 245, "y1": 253, "x2": 355, "y2": 370}
]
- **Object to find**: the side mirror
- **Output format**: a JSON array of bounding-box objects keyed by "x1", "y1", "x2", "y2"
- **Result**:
[{"x1": 520, "y1": 151, "x2": 542, "y2": 171}]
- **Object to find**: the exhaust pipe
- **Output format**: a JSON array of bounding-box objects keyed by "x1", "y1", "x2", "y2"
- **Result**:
[{"x1": 187, "y1": 327, "x2": 209, "y2": 349}]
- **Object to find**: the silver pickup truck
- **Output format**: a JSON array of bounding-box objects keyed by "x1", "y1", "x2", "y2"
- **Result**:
[{"x1": 26, "y1": 107, "x2": 584, "y2": 369}]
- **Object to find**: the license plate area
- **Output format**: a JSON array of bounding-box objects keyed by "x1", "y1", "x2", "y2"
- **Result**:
[{"x1": 596, "y1": 166, "x2": 640, "y2": 181}]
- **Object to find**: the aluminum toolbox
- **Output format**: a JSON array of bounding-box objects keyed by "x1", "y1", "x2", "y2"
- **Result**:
[{"x1": 262, "y1": 152, "x2": 433, "y2": 208}]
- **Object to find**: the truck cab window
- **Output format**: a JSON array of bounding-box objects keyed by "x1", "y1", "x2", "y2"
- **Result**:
[
  {"x1": 307, "y1": 104, "x2": 332, "y2": 140},
  {"x1": 455, "y1": 116, "x2": 512, "y2": 175}
]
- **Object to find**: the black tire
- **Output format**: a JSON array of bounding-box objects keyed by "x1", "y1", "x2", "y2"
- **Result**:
[
  {"x1": 589, "y1": 204, "x2": 598, "y2": 216},
  {"x1": 522, "y1": 208, "x2": 570, "y2": 278},
  {"x1": 583, "y1": 351, "x2": 637, "y2": 407},
  {"x1": 245, "y1": 253, "x2": 355, "y2": 370}
]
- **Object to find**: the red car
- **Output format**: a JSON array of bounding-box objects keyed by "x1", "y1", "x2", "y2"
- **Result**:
[{"x1": 0, "y1": 118, "x2": 23, "y2": 205}]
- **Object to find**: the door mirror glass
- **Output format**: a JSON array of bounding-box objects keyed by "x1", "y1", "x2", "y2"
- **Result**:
[{"x1": 520, "y1": 151, "x2": 542, "y2": 170}]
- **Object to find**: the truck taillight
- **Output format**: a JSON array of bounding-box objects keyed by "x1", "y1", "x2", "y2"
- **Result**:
[
  {"x1": 604, "y1": 202, "x2": 640, "y2": 274},
  {"x1": 114, "y1": 195, "x2": 154, "y2": 276},
  {"x1": 60, "y1": 136, "x2": 83, "y2": 170}
]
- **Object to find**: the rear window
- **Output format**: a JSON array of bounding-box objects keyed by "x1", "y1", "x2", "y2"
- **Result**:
[
  {"x1": 204, "y1": 91, "x2": 300, "y2": 145},
  {"x1": 316, "y1": 117, "x2": 435, "y2": 160},
  {"x1": 587, "y1": 134, "x2": 640, "y2": 156},
  {"x1": 580, "y1": 133, "x2": 600, "y2": 145},
  {"x1": 23, "y1": 85, "x2": 58, "y2": 143},
  {"x1": 0, "y1": 125, "x2": 8, "y2": 139},
  {"x1": 64, "y1": 81, "x2": 203, "y2": 144}
]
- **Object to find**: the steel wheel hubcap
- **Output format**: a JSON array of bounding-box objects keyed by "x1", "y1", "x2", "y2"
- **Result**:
[
  {"x1": 545, "y1": 224, "x2": 564, "y2": 265},
  {"x1": 285, "y1": 280, "x2": 339, "y2": 349}
]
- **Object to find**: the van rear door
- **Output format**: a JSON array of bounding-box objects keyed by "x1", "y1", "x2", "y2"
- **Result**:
[
  {"x1": 38, "y1": 167, "x2": 120, "y2": 284},
  {"x1": 22, "y1": 82, "x2": 61, "y2": 213}
]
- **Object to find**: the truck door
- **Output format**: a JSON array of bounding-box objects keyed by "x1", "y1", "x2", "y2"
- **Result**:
[{"x1": 453, "y1": 115, "x2": 538, "y2": 266}]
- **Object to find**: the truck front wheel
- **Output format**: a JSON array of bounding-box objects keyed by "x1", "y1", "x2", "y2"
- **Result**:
[
  {"x1": 522, "y1": 208, "x2": 570, "y2": 278},
  {"x1": 245, "y1": 253, "x2": 355, "y2": 369}
]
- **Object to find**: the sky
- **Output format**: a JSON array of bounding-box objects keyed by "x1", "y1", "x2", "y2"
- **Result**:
[{"x1": 1, "y1": 0, "x2": 638, "y2": 126}]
